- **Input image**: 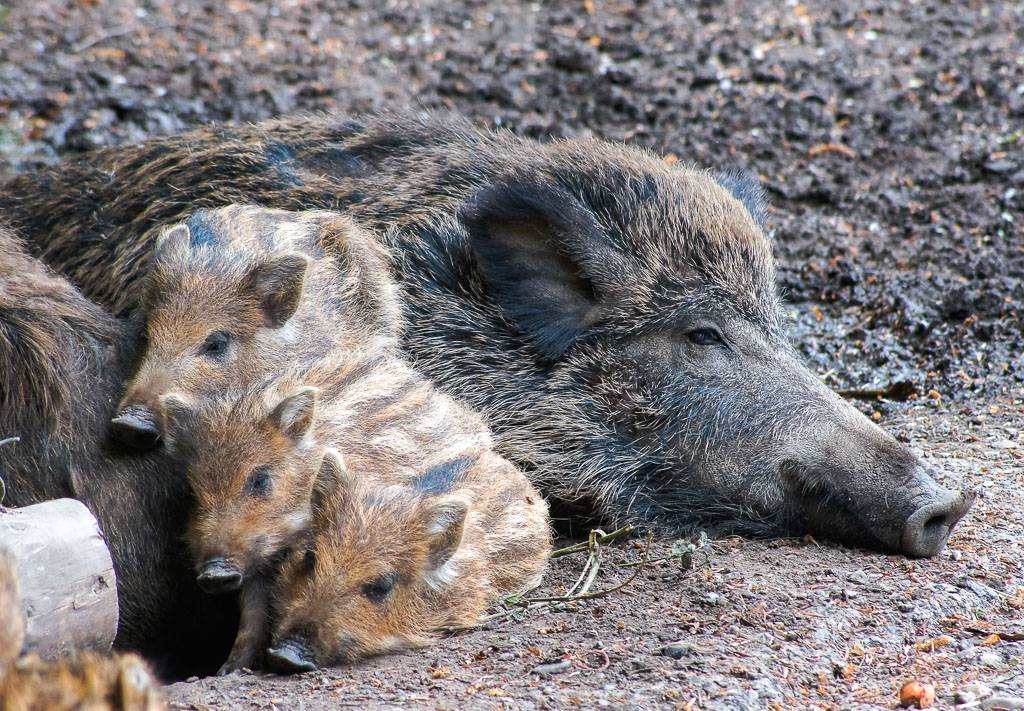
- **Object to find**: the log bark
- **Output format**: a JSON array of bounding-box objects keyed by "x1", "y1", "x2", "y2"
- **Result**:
[{"x1": 0, "y1": 499, "x2": 118, "y2": 657}]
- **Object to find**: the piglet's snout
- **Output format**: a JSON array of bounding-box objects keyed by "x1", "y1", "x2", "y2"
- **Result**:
[
  {"x1": 110, "y1": 405, "x2": 162, "y2": 451},
  {"x1": 196, "y1": 558, "x2": 243, "y2": 594},
  {"x1": 266, "y1": 639, "x2": 316, "y2": 674}
]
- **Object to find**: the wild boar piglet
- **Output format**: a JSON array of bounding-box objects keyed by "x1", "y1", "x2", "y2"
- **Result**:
[
  {"x1": 113, "y1": 205, "x2": 399, "y2": 449},
  {"x1": 267, "y1": 448, "x2": 550, "y2": 672}
]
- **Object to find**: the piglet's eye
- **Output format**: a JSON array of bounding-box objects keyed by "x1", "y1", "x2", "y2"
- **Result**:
[
  {"x1": 246, "y1": 466, "x2": 272, "y2": 497},
  {"x1": 302, "y1": 550, "x2": 316, "y2": 573},
  {"x1": 361, "y1": 574, "x2": 397, "y2": 603},
  {"x1": 200, "y1": 331, "x2": 231, "y2": 357}
]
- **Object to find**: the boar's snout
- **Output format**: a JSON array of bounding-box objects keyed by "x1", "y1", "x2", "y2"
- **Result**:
[
  {"x1": 266, "y1": 639, "x2": 316, "y2": 674},
  {"x1": 902, "y1": 487, "x2": 976, "y2": 558},
  {"x1": 783, "y1": 439, "x2": 976, "y2": 558},
  {"x1": 110, "y1": 405, "x2": 162, "y2": 451},
  {"x1": 196, "y1": 558, "x2": 243, "y2": 594}
]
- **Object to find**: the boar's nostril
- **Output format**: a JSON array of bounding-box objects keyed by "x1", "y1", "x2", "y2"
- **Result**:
[
  {"x1": 109, "y1": 406, "x2": 162, "y2": 451},
  {"x1": 266, "y1": 640, "x2": 317, "y2": 674},
  {"x1": 196, "y1": 558, "x2": 243, "y2": 594},
  {"x1": 901, "y1": 489, "x2": 977, "y2": 558}
]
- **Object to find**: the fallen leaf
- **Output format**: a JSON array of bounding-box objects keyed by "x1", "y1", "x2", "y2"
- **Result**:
[
  {"x1": 808, "y1": 143, "x2": 856, "y2": 158},
  {"x1": 915, "y1": 636, "x2": 952, "y2": 652},
  {"x1": 899, "y1": 680, "x2": 936, "y2": 708}
]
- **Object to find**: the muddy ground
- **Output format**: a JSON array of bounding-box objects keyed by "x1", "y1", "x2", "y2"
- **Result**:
[{"x1": 1, "y1": 0, "x2": 1021, "y2": 708}]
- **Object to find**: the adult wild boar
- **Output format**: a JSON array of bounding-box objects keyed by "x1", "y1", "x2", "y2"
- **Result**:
[{"x1": 0, "y1": 114, "x2": 974, "y2": 556}]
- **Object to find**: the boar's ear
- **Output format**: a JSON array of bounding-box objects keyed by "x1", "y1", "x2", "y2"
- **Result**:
[
  {"x1": 269, "y1": 386, "x2": 319, "y2": 441},
  {"x1": 244, "y1": 253, "x2": 311, "y2": 328},
  {"x1": 424, "y1": 495, "x2": 468, "y2": 571},
  {"x1": 159, "y1": 392, "x2": 197, "y2": 455},
  {"x1": 459, "y1": 179, "x2": 626, "y2": 362},
  {"x1": 153, "y1": 224, "x2": 191, "y2": 261},
  {"x1": 312, "y1": 448, "x2": 351, "y2": 525},
  {"x1": 714, "y1": 170, "x2": 767, "y2": 228}
]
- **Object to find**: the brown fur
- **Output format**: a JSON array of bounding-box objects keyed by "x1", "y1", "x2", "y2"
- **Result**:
[
  {"x1": 0, "y1": 550, "x2": 165, "y2": 711},
  {"x1": 162, "y1": 350, "x2": 549, "y2": 671},
  {"x1": 270, "y1": 449, "x2": 550, "y2": 668},
  {"x1": 119, "y1": 205, "x2": 400, "y2": 434},
  {"x1": 0, "y1": 652, "x2": 165, "y2": 711}
]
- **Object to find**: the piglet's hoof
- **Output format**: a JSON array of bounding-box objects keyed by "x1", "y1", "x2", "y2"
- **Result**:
[{"x1": 216, "y1": 660, "x2": 248, "y2": 676}]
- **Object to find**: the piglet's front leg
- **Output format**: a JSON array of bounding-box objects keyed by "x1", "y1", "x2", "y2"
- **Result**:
[{"x1": 218, "y1": 577, "x2": 271, "y2": 675}]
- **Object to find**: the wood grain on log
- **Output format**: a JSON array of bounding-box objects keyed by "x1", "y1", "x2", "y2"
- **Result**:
[{"x1": 0, "y1": 499, "x2": 118, "y2": 657}]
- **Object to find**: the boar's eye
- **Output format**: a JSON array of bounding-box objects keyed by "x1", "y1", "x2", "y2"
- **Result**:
[
  {"x1": 686, "y1": 328, "x2": 724, "y2": 347},
  {"x1": 361, "y1": 573, "x2": 397, "y2": 603},
  {"x1": 302, "y1": 549, "x2": 316, "y2": 573},
  {"x1": 245, "y1": 466, "x2": 272, "y2": 497},
  {"x1": 200, "y1": 331, "x2": 231, "y2": 358}
]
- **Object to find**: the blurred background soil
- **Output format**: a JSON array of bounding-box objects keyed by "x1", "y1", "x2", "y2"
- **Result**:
[{"x1": 1, "y1": 1, "x2": 1021, "y2": 708}]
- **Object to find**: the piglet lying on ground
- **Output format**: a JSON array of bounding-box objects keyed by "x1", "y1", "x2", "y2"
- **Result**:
[
  {"x1": 268, "y1": 448, "x2": 550, "y2": 671},
  {"x1": 161, "y1": 351, "x2": 550, "y2": 673}
]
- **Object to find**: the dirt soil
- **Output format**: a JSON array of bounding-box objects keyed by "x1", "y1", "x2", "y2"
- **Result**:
[{"x1": 1, "y1": 1, "x2": 1021, "y2": 709}]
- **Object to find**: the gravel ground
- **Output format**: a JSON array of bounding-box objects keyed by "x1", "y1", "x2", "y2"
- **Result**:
[{"x1": 1, "y1": 0, "x2": 1021, "y2": 708}]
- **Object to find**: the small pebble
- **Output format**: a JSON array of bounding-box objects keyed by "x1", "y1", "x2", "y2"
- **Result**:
[
  {"x1": 661, "y1": 641, "x2": 692, "y2": 659},
  {"x1": 847, "y1": 570, "x2": 869, "y2": 585},
  {"x1": 979, "y1": 651, "x2": 1002, "y2": 667},
  {"x1": 955, "y1": 689, "x2": 977, "y2": 705},
  {"x1": 532, "y1": 659, "x2": 571, "y2": 676}
]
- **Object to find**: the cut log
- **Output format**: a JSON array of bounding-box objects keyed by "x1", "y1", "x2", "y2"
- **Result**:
[{"x1": 0, "y1": 499, "x2": 118, "y2": 657}]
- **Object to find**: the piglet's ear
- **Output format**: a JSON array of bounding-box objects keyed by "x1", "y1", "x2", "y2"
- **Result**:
[
  {"x1": 153, "y1": 224, "x2": 191, "y2": 261},
  {"x1": 459, "y1": 179, "x2": 625, "y2": 363},
  {"x1": 158, "y1": 392, "x2": 196, "y2": 456},
  {"x1": 269, "y1": 386, "x2": 318, "y2": 441},
  {"x1": 311, "y1": 448, "x2": 351, "y2": 526},
  {"x1": 424, "y1": 495, "x2": 468, "y2": 571},
  {"x1": 245, "y1": 252, "x2": 310, "y2": 328}
]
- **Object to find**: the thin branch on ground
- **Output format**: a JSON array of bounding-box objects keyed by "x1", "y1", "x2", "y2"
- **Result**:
[
  {"x1": 72, "y1": 23, "x2": 173, "y2": 52},
  {"x1": 439, "y1": 528, "x2": 651, "y2": 634},
  {"x1": 529, "y1": 533, "x2": 652, "y2": 603},
  {"x1": 550, "y1": 525, "x2": 635, "y2": 558}
]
